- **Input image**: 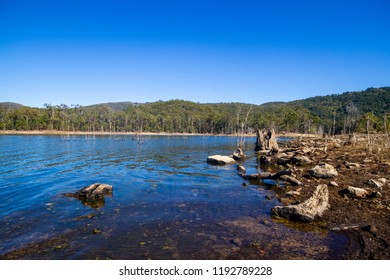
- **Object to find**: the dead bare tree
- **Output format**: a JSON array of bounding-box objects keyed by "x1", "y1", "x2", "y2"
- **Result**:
[
  {"x1": 345, "y1": 102, "x2": 360, "y2": 134},
  {"x1": 237, "y1": 105, "x2": 252, "y2": 149}
]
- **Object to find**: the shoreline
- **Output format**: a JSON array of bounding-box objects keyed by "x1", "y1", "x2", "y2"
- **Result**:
[{"x1": 0, "y1": 130, "x2": 319, "y2": 138}]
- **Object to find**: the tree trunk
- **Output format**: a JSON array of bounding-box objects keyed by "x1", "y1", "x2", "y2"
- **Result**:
[{"x1": 254, "y1": 128, "x2": 279, "y2": 152}]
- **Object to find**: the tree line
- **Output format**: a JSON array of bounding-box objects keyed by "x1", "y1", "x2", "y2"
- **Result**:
[{"x1": 1, "y1": 87, "x2": 389, "y2": 135}]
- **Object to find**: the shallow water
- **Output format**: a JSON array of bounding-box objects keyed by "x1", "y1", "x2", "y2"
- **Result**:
[{"x1": 0, "y1": 135, "x2": 346, "y2": 259}]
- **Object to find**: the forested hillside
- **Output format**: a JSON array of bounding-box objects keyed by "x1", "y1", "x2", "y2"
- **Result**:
[{"x1": 1, "y1": 87, "x2": 389, "y2": 134}]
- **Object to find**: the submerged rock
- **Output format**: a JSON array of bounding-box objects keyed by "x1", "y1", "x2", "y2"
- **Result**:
[
  {"x1": 207, "y1": 155, "x2": 236, "y2": 165},
  {"x1": 64, "y1": 183, "x2": 113, "y2": 208},
  {"x1": 271, "y1": 184, "x2": 329, "y2": 222},
  {"x1": 76, "y1": 183, "x2": 113, "y2": 199},
  {"x1": 308, "y1": 163, "x2": 338, "y2": 178}
]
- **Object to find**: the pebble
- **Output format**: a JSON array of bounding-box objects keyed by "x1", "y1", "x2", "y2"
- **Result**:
[{"x1": 329, "y1": 181, "x2": 339, "y2": 187}]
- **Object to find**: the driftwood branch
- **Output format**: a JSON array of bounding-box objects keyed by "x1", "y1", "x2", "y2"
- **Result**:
[{"x1": 241, "y1": 169, "x2": 292, "y2": 180}]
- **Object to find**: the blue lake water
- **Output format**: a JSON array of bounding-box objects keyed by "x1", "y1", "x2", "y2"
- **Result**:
[{"x1": 0, "y1": 135, "x2": 346, "y2": 259}]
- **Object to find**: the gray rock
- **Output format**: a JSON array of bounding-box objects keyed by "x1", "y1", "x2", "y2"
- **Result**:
[
  {"x1": 342, "y1": 186, "x2": 369, "y2": 198},
  {"x1": 291, "y1": 155, "x2": 312, "y2": 165},
  {"x1": 309, "y1": 163, "x2": 338, "y2": 178},
  {"x1": 207, "y1": 155, "x2": 236, "y2": 165},
  {"x1": 280, "y1": 175, "x2": 303, "y2": 186},
  {"x1": 271, "y1": 184, "x2": 329, "y2": 222},
  {"x1": 232, "y1": 148, "x2": 246, "y2": 161},
  {"x1": 368, "y1": 179, "x2": 383, "y2": 189},
  {"x1": 76, "y1": 183, "x2": 112, "y2": 199},
  {"x1": 65, "y1": 183, "x2": 113, "y2": 208}
]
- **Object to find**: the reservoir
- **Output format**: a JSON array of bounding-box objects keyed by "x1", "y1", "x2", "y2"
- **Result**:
[{"x1": 0, "y1": 135, "x2": 346, "y2": 259}]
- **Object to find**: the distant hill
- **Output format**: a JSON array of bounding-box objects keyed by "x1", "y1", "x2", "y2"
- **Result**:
[
  {"x1": 1, "y1": 87, "x2": 389, "y2": 134},
  {"x1": 0, "y1": 102, "x2": 24, "y2": 110},
  {"x1": 288, "y1": 87, "x2": 390, "y2": 133},
  {"x1": 86, "y1": 102, "x2": 137, "y2": 111}
]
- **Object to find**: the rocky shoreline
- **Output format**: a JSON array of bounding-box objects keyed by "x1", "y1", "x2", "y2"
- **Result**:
[{"x1": 240, "y1": 132, "x2": 390, "y2": 259}]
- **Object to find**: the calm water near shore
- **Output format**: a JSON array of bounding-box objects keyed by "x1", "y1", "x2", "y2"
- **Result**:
[{"x1": 0, "y1": 135, "x2": 346, "y2": 259}]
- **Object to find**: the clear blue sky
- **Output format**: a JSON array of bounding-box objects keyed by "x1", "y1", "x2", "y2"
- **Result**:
[{"x1": 1, "y1": 0, "x2": 389, "y2": 108}]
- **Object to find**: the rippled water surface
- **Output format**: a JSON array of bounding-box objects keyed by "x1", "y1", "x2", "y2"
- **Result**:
[{"x1": 0, "y1": 135, "x2": 346, "y2": 259}]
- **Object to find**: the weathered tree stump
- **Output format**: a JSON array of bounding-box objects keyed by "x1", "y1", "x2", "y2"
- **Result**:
[
  {"x1": 254, "y1": 128, "x2": 279, "y2": 152},
  {"x1": 271, "y1": 184, "x2": 329, "y2": 222}
]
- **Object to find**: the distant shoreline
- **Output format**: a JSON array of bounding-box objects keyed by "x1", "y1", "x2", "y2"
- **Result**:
[
  {"x1": 0, "y1": 130, "x2": 253, "y2": 137},
  {"x1": 0, "y1": 130, "x2": 318, "y2": 138}
]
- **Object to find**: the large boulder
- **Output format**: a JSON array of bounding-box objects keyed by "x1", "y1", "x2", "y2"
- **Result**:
[
  {"x1": 207, "y1": 155, "x2": 236, "y2": 165},
  {"x1": 271, "y1": 184, "x2": 329, "y2": 222},
  {"x1": 309, "y1": 163, "x2": 338, "y2": 178},
  {"x1": 254, "y1": 128, "x2": 279, "y2": 152}
]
